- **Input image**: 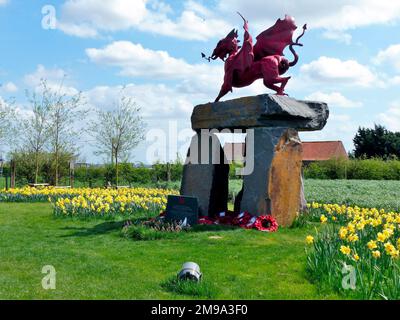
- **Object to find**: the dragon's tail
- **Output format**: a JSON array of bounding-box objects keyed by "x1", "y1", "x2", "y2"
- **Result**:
[{"x1": 289, "y1": 24, "x2": 307, "y2": 67}]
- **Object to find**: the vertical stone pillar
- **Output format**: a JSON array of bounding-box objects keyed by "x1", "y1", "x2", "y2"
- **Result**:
[
  {"x1": 240, "y1": 128, "x2": 303, "y2": 226},
  {"x1": 180, "y1": 131, "x2": 229, "y2": 217}
]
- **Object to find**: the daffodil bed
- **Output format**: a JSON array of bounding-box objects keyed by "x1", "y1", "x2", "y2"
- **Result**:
[
  {"x1": 305, "y1": 202, "x2": 400, "y2": 299},
  {"x1": 0, "y1": 187, "x2": 179, "y2": 217}
]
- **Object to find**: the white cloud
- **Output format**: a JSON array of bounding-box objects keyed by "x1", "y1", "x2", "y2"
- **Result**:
[
  {"x1": 58, "y1": 0, "x2": 231, "y2": 40},
  {"x1": 218, "y1": 0, "x2": 400, "y2": 33},
  {"x1": 389, "y1": 76, "x2": 400, "y2": 86},
  {"x1": 85, "y1": 40, "x2": 287, "y2": 101},
  {"x1": 378, "y1": 102, "x2": 400, "y2": 132},
  {"x1": 58, "y1": 0, "x2": 147, "y2": 38},
  {"x1": 137, "y1": 2, "x2": 231, "y2": 41},
  {"x1": 24, "y1": 65, "x2": 79, "y2": 96},
  {"x1": 305, "y1": 91, "x2": 362, "y2": 108},
  {"x1": 300, "y1": 56, "x2": 376, "y2": 87},
  {"x1": 0, "y1": 0, "x2": 8, "y2": 6},
  {"x1": 1, "y1": 82, "x2": 18, "y2": 93},
  {"x1": 85, "y1": 40, "x2": 224, "y2": 97},
  {"x1": 322, "y1": 30, "x2": 352, "y2": 45},
  {"x1": 84, "y1": 83, "x2": 194, "y2": 120},
  {"x1": 86, "y1": 41, "x2": 216, "y2": 79},
  {"x1": 56, "y1": 0, "x2": 400, "y2": 43},
  {"x1": 374, "y1": 44, "x2": 400, "y2": 72}
]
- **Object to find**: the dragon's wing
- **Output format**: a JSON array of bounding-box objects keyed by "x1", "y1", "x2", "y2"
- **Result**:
[{"x1": 253, "y1": 15, "x2": 297, "y2": 61}]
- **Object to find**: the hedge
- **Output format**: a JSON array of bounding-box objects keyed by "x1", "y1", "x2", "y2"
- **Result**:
[{"x1": 303, "y1": 158, "x2": 400, "y2": 180}]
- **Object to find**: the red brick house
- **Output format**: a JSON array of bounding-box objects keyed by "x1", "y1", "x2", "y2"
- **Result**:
[
  {"x1": 224, "y1": 141, "x2": 348, "y2": 164},
  {"x1": 302, "y1": 141, "x2": 348, "y2": 165}
]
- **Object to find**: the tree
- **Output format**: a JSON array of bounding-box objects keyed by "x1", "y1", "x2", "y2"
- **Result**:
[
  {"x1": 0, "y1": 97, "x2": 15, "y2": 145},
  {"x1": 88, "y1": 93, "x2": 145, "y2": 186},
  {"x1": 353, "y1": 124, "x2": 400, "y2": 159},
  {"x1": 43, "y1": 80, "x2": 86, "y2": 186},
  {"x1": 21, "y1": 87, "x2": 51, "y2": 184}
]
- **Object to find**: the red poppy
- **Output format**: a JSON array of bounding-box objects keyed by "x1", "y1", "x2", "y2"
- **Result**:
[
  {"x1": 198, "y1": 216, "x2": 215, "y2": 225},
  {"x1": 232, "y1": 211, "x2": 252, "y2": 227},
  {"x1": 216, "y1": 211, "x2": 235, "y2": 225},
  {"x1": 254, "y1": 215, "x2": 278, "y2": 232}
]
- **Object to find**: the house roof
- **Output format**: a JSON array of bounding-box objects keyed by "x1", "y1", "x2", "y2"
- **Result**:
[
  {"x1": 302, "y1": 141, "x2": 348, "y2": 161},
  {"x1": 224, "y1": 141, "x2": 348, "y2": 162}
]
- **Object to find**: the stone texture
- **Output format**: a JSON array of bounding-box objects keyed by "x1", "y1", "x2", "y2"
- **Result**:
[
  {"x1": 192, "y1": 94, "x2": 329, "y2": 131},
  {"x1": 268, "y1": 129, "x2": 304, "y2": 226},
  {"x1": 180, "y1": 132, "x2": 229, "y2": 217},
  {"x1": 239, "y1": 128, "x2": 303, "y2": 226}
]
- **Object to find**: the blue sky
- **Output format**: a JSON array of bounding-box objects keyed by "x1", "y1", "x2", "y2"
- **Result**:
[{"x1": 0, "y1": 0, "x2": 399, "y2": 163}]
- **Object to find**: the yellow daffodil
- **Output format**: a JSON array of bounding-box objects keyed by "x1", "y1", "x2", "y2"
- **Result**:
[
  {"x1": 305, "y1": 235, "x2": 314, "y2": 245},
  {"x1": 372, "y1": 250, "x2": 381, "y2": 259},
  {"x1": 340, "y1": 245, "x2": 351, "y2": 255},
  {"x1": 367, "y1": 240, "x2": 377, "y2": 250}
]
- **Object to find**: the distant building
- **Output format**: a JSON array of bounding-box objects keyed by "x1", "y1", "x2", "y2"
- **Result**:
[
  {"x1": 223, "y1": 141, "x2": 348, "y2": 164},
  {"x1": 302, "y1": 141, "x2": 348, "y2": 165}
]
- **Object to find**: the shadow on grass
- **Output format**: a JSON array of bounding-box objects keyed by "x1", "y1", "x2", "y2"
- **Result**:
[
  {"x1": 60, "y1": 221, "x2": 125, "y2": 237},
  {"x1": 125, "y1": 223, "x2": 241, "y2": 241},
  {"x1": 161, "y1": 276, "x2": 218, "y2": 299},
  {"x1": 191, "y1": 224, "x2": 238, "y2": 232},
  {"x1": 62, "y1": 220, "x2": 240, "y2": 239}
]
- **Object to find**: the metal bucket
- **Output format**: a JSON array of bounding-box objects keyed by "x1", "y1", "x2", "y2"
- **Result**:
[{"x1": 178, "y1": 262, "x2": 202, "y2": 281}]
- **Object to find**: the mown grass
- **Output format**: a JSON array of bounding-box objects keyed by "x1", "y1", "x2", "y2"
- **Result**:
[
  {"x1": 0, "y1": 202, "x2": 338, "y2": 300},
  {"x1": 1, "y1": 179, "x2": 398, "y2": 300}
]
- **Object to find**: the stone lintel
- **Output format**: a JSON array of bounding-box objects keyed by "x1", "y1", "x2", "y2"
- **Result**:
[{"x1": 192, "y1": 94, "x2": 329, "y2": 132}]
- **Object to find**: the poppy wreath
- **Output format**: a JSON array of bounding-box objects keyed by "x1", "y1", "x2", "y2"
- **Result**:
[
  {"x1": 198, "y1": 216, "x2": 214, "y2": 225},
  {"x1": 254, "y1": 215, "x2": 279, "y2": 232},
  {"x1": 232, "y1": 211, "x2": 252, "y2": 227},
  {"x1": 215, "y1": 211, "x2": 235, "y2": 225}
]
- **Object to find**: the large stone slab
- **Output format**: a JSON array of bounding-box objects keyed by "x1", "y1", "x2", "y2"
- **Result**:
[
  {"x1": 192, "y1": 94, "x2": 329, "y2": 131},
  {"x1": 180, "y1": 132, "x2": 229, "y2": 217},
  {"x1": 239, "y1": 128, "x2": 303, "y2": 226}
]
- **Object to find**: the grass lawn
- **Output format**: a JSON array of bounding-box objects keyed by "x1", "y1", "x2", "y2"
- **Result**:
[
  {"x1": 0, "y1": 202, "x2": 339, "y2": 300},
  {"x1": 2, "y1": 179, "x2": 399, "y2": 300}
]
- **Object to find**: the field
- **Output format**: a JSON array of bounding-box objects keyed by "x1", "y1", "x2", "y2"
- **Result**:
[{"x1": 0, "y1": 179, "x2": 399, "y2": 300}]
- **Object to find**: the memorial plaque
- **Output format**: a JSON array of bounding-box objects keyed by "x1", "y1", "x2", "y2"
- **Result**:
[{"x1": 165, "y1": 195, "x2": 199, "y2": 226}]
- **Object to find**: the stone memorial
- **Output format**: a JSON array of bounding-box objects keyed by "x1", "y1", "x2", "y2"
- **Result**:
[
  {"x1": 180, "y1": 14, "x2": 329, "y2": 227},
  {"x1": 182, "y1": 95, "x2": 329, "y2": 226},
  {"x1": 165, "y1": 195, "x2": 199, "y2": 226}
]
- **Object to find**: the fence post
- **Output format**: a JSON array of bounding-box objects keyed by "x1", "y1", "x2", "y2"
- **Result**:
[
  {"x1": 69, "y1": 161, "x2": 75, "y2": 188},
  {"x1": 10, "y1": 159, "x2": 16, "y2": 188}
]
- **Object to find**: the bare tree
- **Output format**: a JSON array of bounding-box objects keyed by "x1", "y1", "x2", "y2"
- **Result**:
[
  {"x1": 43, "y1": 80, "x2": 86, "y2": 186},
  {"x1": 0, "y1": 97, "x2": 15, "y2": 145},
  {"x1": 21, "y1": 87, "x2": 51, "y2": 184},
  {"x1": 88, "y1": 93, "x2": 145, "y2": 186}
]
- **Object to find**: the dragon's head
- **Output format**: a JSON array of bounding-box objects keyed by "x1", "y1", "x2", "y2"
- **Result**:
[{"x1": 211, "y1": 29, "x2": 239, "y2": 61}]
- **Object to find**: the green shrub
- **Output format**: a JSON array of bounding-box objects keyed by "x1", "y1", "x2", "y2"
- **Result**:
[{"x1": 304, "y1": 158, "x2": 400, "y2": 180}]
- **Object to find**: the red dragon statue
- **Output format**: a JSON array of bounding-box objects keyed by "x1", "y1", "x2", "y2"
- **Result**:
[{"x1": 202, "y1": 13, "x2": 307, "y2": 102}]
